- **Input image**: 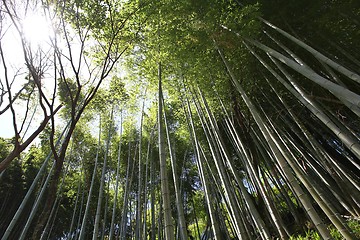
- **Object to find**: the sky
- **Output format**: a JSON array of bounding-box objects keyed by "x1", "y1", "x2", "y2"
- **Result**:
[
  {"x1": 0, "y1": 4, "x2": 52, "y2": 140},
  {"x1": 0, "y1": 18, "x2": 23, "y2": 139},
  {"x1": 0, "y1": 2, "x2": 135, "y2": 142},
  {"x1": 0, "y1": 111, "x2": 14, "y2": 138}
]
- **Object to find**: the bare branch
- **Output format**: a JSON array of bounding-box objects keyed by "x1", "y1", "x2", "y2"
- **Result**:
[{"x1": 0, "y1": 104, "x2": 62, "y2": 173}]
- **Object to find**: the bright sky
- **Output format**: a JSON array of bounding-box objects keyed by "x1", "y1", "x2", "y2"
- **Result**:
[
  {"x1": 0, "y1": 1, "x2": 134, "y2": 142},
  {"x1": 0, "y1": 3, "x2": 54, "y2": 139}
]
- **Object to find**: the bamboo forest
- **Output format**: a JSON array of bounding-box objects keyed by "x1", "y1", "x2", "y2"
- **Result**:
[{"x1": 1, "y1": 0, "x2": 360, "y2": 239}]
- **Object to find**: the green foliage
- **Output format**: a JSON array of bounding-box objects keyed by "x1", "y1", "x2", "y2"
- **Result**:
[
  {"x1": 188, "y1": 218, "x2": 206, "y2": 240},
  {"x1": 123, "y1": 0, "x2": 263, "y2": 118},
  {"x1": 0, "y1": 138, "x2": 12, "y2": 159},
  {"x1": 290, "y1": 220, "x2": 360, "y2": 240},
  {"x1": 18, "y1": 79, "x2": 36, "y2": 101},
  {"x1": 290, "y1": 229, "x2": 320, "y2": 240},
  {"x1": 56, "y1": 0, "x2": 106, "y2": 28},
  {"x1": 58, "y1": 78, "x2": 79, "y2": 104},
  {"x1": 89, "y1": 76, "x2": 129, "y2": 113},
  {"x1": 347, "y1": 220, "x2": 360, "y2": 236},
  {"x1": 329, "y1": 219, "x2": 360, "y2": 240},
  {"x1": 21, "y1": 145, "x2": 43, "y2": 186},
  {"x1": 0, "y1": 140, "x2": 45, "y2": 237},
  {"x1": 57, "y1": 78, "x2": 83, "y2": 119}
]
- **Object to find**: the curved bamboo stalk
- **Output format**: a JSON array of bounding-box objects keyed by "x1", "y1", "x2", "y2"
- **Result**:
[
  {"x1": 79, "y1": 117, "x2": 102, "y2": 240},
  {"x1": 250, "y1": 126, "x2": 303, "y2": 225},
  {"x1": 92, "y1": 109, "x2": 114, "y2": 240},
  {"x1": 243, "y1": 42, "x2": 360, "y2": 169},
  {"x1": 260, "y1": 18, "x2": 360, "y2": 84},
  {"x1": 18, "y1": 162, "x2": 56, "y2": 240},
  {"x1": 74, "y1": 183, "x2": 85, "y2": 240},
  {"x1": 136, "y1": 89, "x2": 147, "y2": 240},
  {"x1": 220, "y1": 115, "x2": 278, "y2": 239},
  {"x1": 157, "y1": 62, "x2": 175, "y2": 240},
  {"x1": 194, "y1": 90, "x2": 256, "y2": 240},
  {"x1": 1, "y1": 123, "x2": 70, "y2": 240},
  {"x1": 199, "y1": 145, "x2": 234, "y2": 238},
  {"x1": 263, "y1": 79, "x2": 360, "y2": 216},
  {"x1": 109, "y1": 111, "x2": 123, "y2": 240},
  {"x1": 185, "y1": 95, "x2": 222, "y2": 240},
  {"x1": 119, "y1": 142, "x2": 136, "y2": 240},
  {"x1": 268, "y1": 55, "x2": 360, "y2": 170},
  {"x1": 265, "y1": 114, "x2": 356, "y2": 240},
  {"x1": 244, "y1": 37, "x2": 360, "y2": 108},
  {"x1": 100, "y1": 182, "x2": 110, "y2": 240},
  {"x1": 265, "y1": 30, "x2": 360, "y2": 117},
  {"x1": 142, "y1": 128, "x2": 154, "y2": 239},
  {"x1": 163, "y1": 98, "x2": 189, "y2": 240},
  {"x1": 150, "y1": 138, "x2": 156, "y2": 240},
  {"x1": 67, "y1": 171, "x2": 82, "y2": 239},
  {"x1": 40, "y1": 157, "x2": 73, "y2": 240},
  {"x1": 216, "y1": 44, "x2": 332, "y2": 239}
]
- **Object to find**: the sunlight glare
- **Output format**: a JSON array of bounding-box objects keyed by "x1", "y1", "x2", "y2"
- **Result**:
[{"x1": 22, "y1": 13, "x2": 52, "y2": 45}]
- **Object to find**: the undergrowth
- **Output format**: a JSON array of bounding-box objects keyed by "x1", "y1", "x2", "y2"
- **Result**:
[{"x1": 290, "y1": 219, "x2": 360, "y2": 240}]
